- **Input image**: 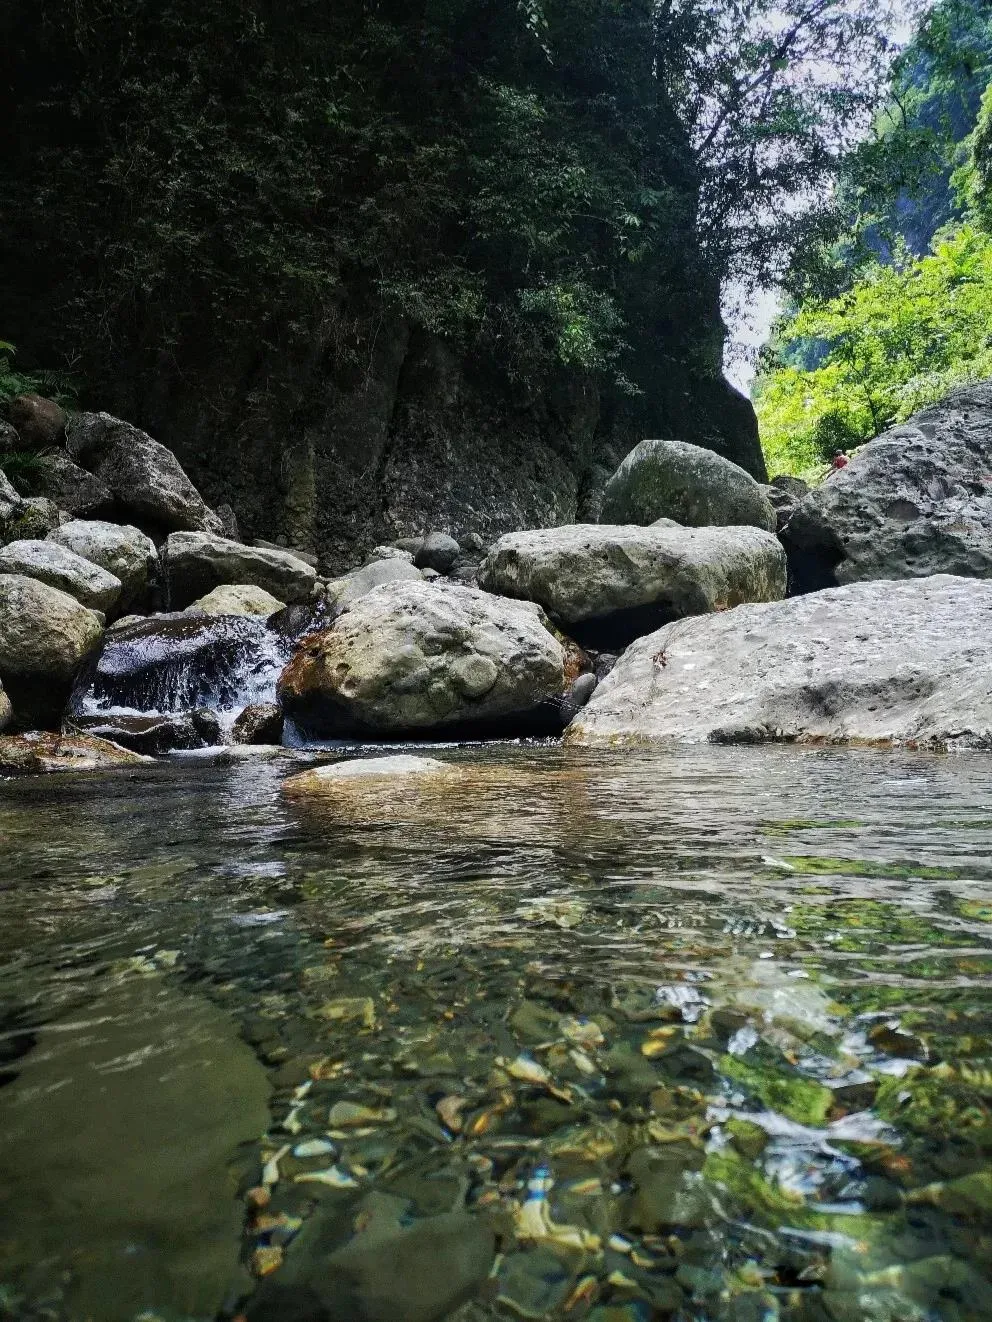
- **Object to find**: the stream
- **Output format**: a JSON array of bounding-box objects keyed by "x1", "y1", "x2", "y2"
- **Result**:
[{"x1": 0, "y1": 743, "x2": 990, "y2": 1321}]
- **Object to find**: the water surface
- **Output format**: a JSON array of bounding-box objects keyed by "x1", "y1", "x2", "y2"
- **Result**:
[{"x1": 1, "y1": 745, "x2": 990, "y2": 1322}]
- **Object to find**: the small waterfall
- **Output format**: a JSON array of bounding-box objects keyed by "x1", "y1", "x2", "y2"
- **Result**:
[{"x1": 72, "y1": 614, "x2": 291, "y2": 723}]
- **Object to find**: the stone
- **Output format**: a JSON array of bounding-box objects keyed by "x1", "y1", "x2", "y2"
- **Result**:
[
  {"x1": 279, "y1": 581, "x2": 568, "y2": 739},
  {"x1": 48, "y1": 519, "x2": 158, "y2": 609},
  {"x1": 567, "y1": 574, "x2": 992, "y2": 751},
  {"x1": 0, "y1": 421, "x2": 19, "y2": 452},
  {"x1": 325, "y1": 557, "x2": 422, "y2": 611},
  {"x1": 73, "y1": 612, "x2": 285, "y2": 716},
  {"x1": 367, "y1": 544, "x2": 415, "y2": 563},
  {"x1": 29, "y1": 450, "x2": 115, "y2": 518},
  {"x1": 0, "y1": 730, "x2": 150, "y2": 775},
  {"x1": 479, "y1": 523, "x2": 786, "y2": 648},
  {"x1": 6, "y1": 393, "x2": 67, "y2": 449},
  {"x1": 71, "y1": 710, "x2": 221, "y2": 755},
  {"x1": 67, "y1": 411, "x2": 223, "y2": 534},
  {"x1": 0, "y1": 679, "x2": 11, "y2": 732},
  {"x1": 781, "y1": 382, "x2": 992, "y2": 592},
  {"x1": 254, "y1": 538, "x2": 318, "y2": 568},
  {"x1": 284, "y1": 755, "x2": 461, "y2": 792},
  {"x1": 601, "y1": 438, "x2": 777, "y2": 532},
  {"x1": 415, "y1": 531, "x2": 461, "y2": 573},
  {"x1": 187, "y1": 583, "x2": 285, "y2": 617},
  {"x1": 0, "y1": 493, "x2": 65, "y2": 546},
  {"x1": 163, "y1": 531, "x2": 316, "y2": 609},
  {"x1": 0, "y1": 574, "x2": 103, "y2": 726},
  {"x1": 215, "y1": 501, "x2": 241, "y2": 541},
  {"x1": 231, "y1": 702, "x2": 284, "y2": 745},
  {"x1": 0, "y1": 538, "x2": 122, "y2": 615}
]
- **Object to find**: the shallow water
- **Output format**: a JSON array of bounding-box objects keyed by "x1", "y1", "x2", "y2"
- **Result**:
[{"x1": 1, "y1": 744, "x2": 991, "y2": 1322}]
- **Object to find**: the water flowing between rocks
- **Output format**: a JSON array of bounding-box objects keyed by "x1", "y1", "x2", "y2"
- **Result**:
[{"x1": 0, "y1": 744, "x2": 990, "y2": 1322}]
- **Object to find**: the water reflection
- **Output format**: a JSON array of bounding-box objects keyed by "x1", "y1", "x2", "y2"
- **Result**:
[{"x1": 0, "y1": 745, "x2": 990, "y2": 1321}]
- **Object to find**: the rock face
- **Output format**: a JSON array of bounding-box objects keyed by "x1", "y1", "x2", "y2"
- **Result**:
[
  {"x1": 567, "y1": 575, "x2": 992, "y2": 751},
  {"x1": 73, "y1": 613, "x2": 285, "y2": 715},
  {"x1": 781, "y1": 383, "x2": 992, "y2": 592},
  {"x1": 478, "y1": 523, "x2": 786, "y2": 648},
  {"x1": 187, "y1": 583, "x2": 285, "y2": 617},
  {"x1": 48, "y1": 519, "x2": 158, "y2": 609},
  {"x1": 163, "y1": 531, "x2": 316, "y2": 609},
  {"x1": 0, "y1": 730, "x2": 150, "y2": 774},
  {"x1": 67, "y1": 412, "x2": 224, "y2": 534},
  {"x1": 279, "y1": 580, "x2": 568, "y2": 739},
  {"x1": 0, "y1": 539, "x2": 122, "y2": 615},
  {"x1": 0, "y1": 574, "x2": 103, "y2": 726},
  {"x1": 601, "y1": 438, "x2": 777, "y2": 532},
  {"x1": 7, "y1": 394, "x2": 66, "y2": 449},
  {"x1": 30, "y1": 451, "x2": 115, "y2": 519}
]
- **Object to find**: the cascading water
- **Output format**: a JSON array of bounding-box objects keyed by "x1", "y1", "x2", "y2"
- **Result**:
[{"x1": 71, "y1": 614, "x2": 292, "y2": 734}]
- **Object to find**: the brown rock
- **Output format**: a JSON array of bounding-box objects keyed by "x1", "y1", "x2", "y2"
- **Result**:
[
  {"x1": 231, "y1": 702, "x2": 284, "y2": 745},
  {"x1": 7, "y1": 394, "x2": 67, "y2": 450}
]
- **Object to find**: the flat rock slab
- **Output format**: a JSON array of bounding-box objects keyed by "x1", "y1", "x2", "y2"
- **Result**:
[
  {"x1": 0, "y1": 730, "x2": 151, "y2": 774},
  {"x1": 566, "y1": 575, "x2": 992, "y2": 751},
  {"x1": 284, "y1": 754, "x2": 460, "y2": 792},
  {"x1": 479, "y1": 523, "x2": 785, "y2": 648},
  {"x1": 783, "y1": 381, "x2": 992, "y2": 590}
]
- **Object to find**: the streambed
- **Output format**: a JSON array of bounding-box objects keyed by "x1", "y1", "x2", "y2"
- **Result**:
[{"x1": 0, "y1": 744, "x2": 990, "y2": 1322}]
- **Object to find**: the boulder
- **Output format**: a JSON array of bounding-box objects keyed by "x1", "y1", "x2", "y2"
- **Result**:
[
  {"x1": 0, "y1": 421, "x2": 19, "y2": 452},
  {"x1": 48, "y1": 519, "x2": 158, "y2": 609},
  {"x1": 253, "y1": 538, "x2": 318, "y2": 567},
  {"x1": 67, "y1": 411, "x2": 223, "y2": 534},
  {"x1": 278, "y1": 580, "x2": 568, "y2": 739},
  {"x1": 0, "y1": 539, "x2": 122, "y2": 615},
  {"x1": 601, "y1": 438, "x2": 777, "y2": 532},
  {"x1": 325, "y1": 558, "x2": 422, "y2": 611},
  {"x1": 0, "y1": 680, "x2": 10, "y2": 733},
  {"x1": 186, "y1": 583, "x2": 285, "y2": 617},
  {"x1": 163, "y1": 532, "x2": 316, "y2": 609},
  {"x1": 0, "y1": 730, "x2": 150, "y2": 775},
  {"x1": 0, "y1": 467, "x2": 19, "y2": 512},
  {"x1": 367, "y1": 545, "x2": 415, "y2": 564},
  {"x1": 6, "y1": 394, "x2": 66, "y2": 450},
  {"x1": 781, "y1": 382, "x2": 992, "y2": 592},
  {"x1": 73, "y1": 613, "x2": 286, "y2": 716},
  {"x1": 284, "y1": 754, "x2": 458, "y2": 791},
  {"x1": 0, "y1": 574, "x2": 103, "y2": 726},
  {"x1": 478, "y1": 523, "x2": 786, "y2": 649},
  {"x1": 72, "y1": 710, "x2": 221, "y2": 755},
  {"x1": 566, "y1": 575, "x2": 992, "y2": 751},
  {"x1": 231, "y1": 702, "x2": 284, "y2": 745},
  {"x1": 415, "y1": 531, "x2": 461, "y2": 574},
  {"x1": 29, "y1": 451, "x2": 115, "y2": 519},
  {"x1": 0, "y1": 494, "x2": 65, "y2": 546}
]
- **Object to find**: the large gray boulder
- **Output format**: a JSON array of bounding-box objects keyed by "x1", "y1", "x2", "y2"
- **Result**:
[
  {"x1": 0, "y1": 539, "x2": 122, "y2": 615},
  {"x1": 567, "y1": 575, "x2": 992, "y2": 751},
  {"x1": 278, "y1": 580, "x2": 568, "y2": 739},
  {"x1": 478, "y1": 523, "x2": 785, "y2": 649},
  {"x1": 326, "y1": 557, "x2": 422, "y2": 611},
  {"x1": 782, "y1": 382, "x2": 992, "y2": 592},
  {"x1": 67, "y1": 412, "x2": 223, "y2": 535},
  {"x1": 30, "y1": 451, "x2": 115, "y2": 519},
  {"x1": 48, "y1": 519, "x2": 158, "y2": 609},
  {"x1": 0, "y1": 574, "x2": 104, "y2": 726},
  {"x1": 601, "y1": 438, "x2": 777, "y2": 532},
  {"x1": 163, "y1": 531, "x2": 316, "y2": 609}
]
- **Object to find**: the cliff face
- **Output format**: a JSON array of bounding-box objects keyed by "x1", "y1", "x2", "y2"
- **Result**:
[{"x1": 1, "y1": 0, "x2": 763, "y2": 568}]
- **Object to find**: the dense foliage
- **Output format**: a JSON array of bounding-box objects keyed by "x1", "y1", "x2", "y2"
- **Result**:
[
  {"x1": 0, "y1": 0, "x2": 895, "y2": 411},
  {"x1": 755, "y1": 0, "x2": 992, "y2": 476}
]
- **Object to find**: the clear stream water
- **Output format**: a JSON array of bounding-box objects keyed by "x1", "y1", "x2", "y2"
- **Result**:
[{"x1": 0, "y1": 744, "x2": 990, "y2": 1322}]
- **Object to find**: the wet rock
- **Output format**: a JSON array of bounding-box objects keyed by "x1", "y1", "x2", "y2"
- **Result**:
[
  {"x1": 72, "y1": 709, "x2": 220, "y2": 755},
  {"x1": 568, "y1": 574, "x2": 992, "y2": 750},
  {"x1": 325, "y1": 558, "x2": 422, "y2": 611},
  {"x1": 6, "y1": 393, "x2": 66, "y2": 449},
  {"x1": 624, "y1": 1145, "x2": 710, "y2": 1231},
  {"x1": 908, "y1": 1170, "x2": 992, "y2": 1219},
  {"x1": 48, "y1": 518, "x2": 158, "y2": 609},
  {"x1": 163, "y1": 531, "x2": 316, "y2": 609},
  {"x1": 0, "y1": 574, "x2": 103, "y2": 726},
  {"x1": 415, "y1": 532, "x2": 461, "y2": 574},
  {"x1": 0, "y1": 538, "x2": 122, "y2": 615},
  {"x1": 187, "y1": 583, "x2": 286, "y2": 617},
  {"x1": 67, "y1": 411, "x2": 224, "y2": 534},
  {"x1": 479, "y1": 523, "x2": 785, "y2": 649},
  {"x1": 866, "y1": 1021, "x2": 928, "y2": 1062},
  {"x1": 73, "y1": 612, "x2": 285, "y2": 715},
  {"x1": 232, "y1": 702, "x2": 284, "y2": 745},
  {"x1": 279, "y1": 581, "x2": 569, "y2": 740},
  {"x1": 0, "y1": 730, "x2": 150, "y2": 774},
  {"x1": 284, "y1": 755, "x2": 461, "y2": 793},
  {"x1": 782, "y1": 382, "x2": 992, "y2": 591},
  {"x1": 601, "y1": 439, "x2": 777, "y2": 532},
  {"x1": 269, "y1": 600, "x2": 329, "y2": 642},
  {"x1": 29, "y1": 451, "x2": 115, "y2": 519}
]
